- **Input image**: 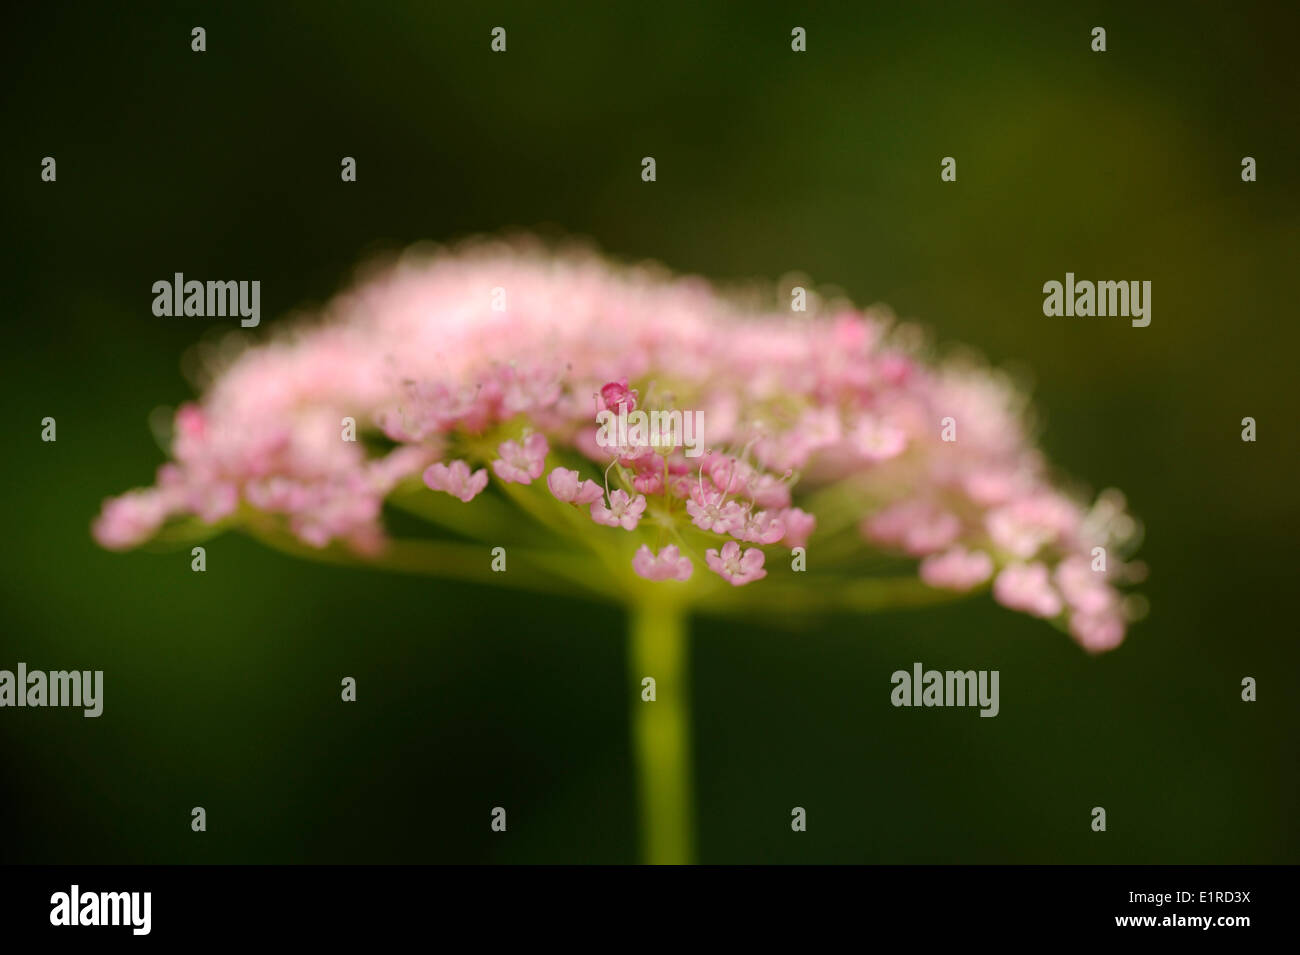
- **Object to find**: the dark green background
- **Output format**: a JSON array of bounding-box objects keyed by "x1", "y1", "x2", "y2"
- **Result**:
[{"x1": 2, "y1": 1, "x2": 1296, "y2": 863}]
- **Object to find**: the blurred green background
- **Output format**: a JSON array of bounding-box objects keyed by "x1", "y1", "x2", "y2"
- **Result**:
[{"x1": 2, "y1": 0, "x2": 1297, "y2": 863}]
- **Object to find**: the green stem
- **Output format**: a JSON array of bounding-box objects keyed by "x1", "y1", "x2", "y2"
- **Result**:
[{"x1": 629, "y1": 599, "x2": 695, "y2": 865}]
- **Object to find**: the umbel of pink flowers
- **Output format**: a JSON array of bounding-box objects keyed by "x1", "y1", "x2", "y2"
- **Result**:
[{"x1": 95, "y1": 239, "x2": 1143, "y2": 651}]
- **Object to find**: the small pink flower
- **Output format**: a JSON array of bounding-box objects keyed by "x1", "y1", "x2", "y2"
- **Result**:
[
  {"x1": 617, "y1": 443, "x2": 657, "y2": 469},
  {"x1": 665, "y1": 454, "x2": 692, "y2": 476},
  {"x1": 734, "y1": 508, "x2": 785, "y2": 545},
  {"x1": 547, "y1": 467, "x2": 603, "y2": 505},
  {"x1": 632, "y1": 544, "x2": 693, "y2": 582},
  {"x1": 877, "y1": 353, "x2": 913, "y2": 385},
  {"x1": 591, "y1": 489, "x2": 647, "y2": 530},
  {"x1": 705, "y1": 454, "x2": 749, "y2": 495},
  {"x1": 369, "y1": 445, "x2": 437, "y2": 493},
  {"x1": 631, "y1": 469, "x2": 665, "y2": 495},
  {"x1": 993, "y1": 562, "x2": 1062, "y2": 618},
  {"x1": 962, "y1": 467, "x2": 1025, "y2": 507},
  {"x1": 1069, "y1": 611, "x2": 1126, "y2": 653},
  {"x1": 851, "y1": 416, "x2": 907, "y2": 461},
  {"x1": 92, "y1": 490, "x2": 170, "y2": 550},
  {"x1": 986, "y1": 494, "x2": 1079, "y2": 559},
  {"x1": 863, "y1": 499, "x2": 929, "y2": 546},
  {"x1": 424, "y1": 460, "x2": 489, "y2": 502},
  {"x1": 920, "y1": 547, "x2": 994, "y2": 591},
  {"x1": 599, "y1": 378, "x2": 637, "y2": 414},
  {"x1": 246, "y1": 476, "x2": 311, "y2": 512},
  {"x1": 780, "y1": 507, "x2": 816, "y2": 549},
  {"x1": 174, "y1": 402, "x2": 206, "y2": 441},
  {"x1": 192, "y1": 482, "x2": 239, "y2": 523},
  {"x1": 1055, "y1": 557, "x2": 1115, "y2": 616},
  {"x1": 705, "y1": 540, "x2": 767, "y2": 586},
  {"x1": 745, "y1": 471, "x2": 793, "y2": 509},
  {"x1": 686, "y1": 486, "x2": 744, "y2": 534},
  {"x1": 902, "y1": 510, "x2": 962, "y2": 556},
  {"x1": 492, "y1": 433, "x2": 549, "y2": 484}
]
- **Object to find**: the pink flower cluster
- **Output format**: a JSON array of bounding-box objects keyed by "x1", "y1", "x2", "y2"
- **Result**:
[{"x1": 94, "y1": 239, "x2": 1142, "y2": 650}]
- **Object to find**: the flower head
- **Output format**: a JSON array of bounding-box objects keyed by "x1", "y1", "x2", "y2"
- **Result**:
[{"x1": 93, "y1": 240, "x2": 1144, "y2": 651}]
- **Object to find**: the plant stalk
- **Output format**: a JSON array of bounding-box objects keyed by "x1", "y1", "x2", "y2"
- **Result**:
[{"x1": 628, "y1": 599, "x2": 694, "y2": 865}]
